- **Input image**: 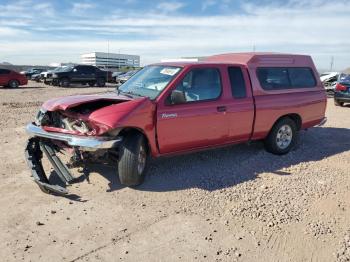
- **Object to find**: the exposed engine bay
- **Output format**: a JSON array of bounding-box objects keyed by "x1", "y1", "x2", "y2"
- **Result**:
[{"x1": 36, "y1": 100, "x2": 125, "y2": 136}]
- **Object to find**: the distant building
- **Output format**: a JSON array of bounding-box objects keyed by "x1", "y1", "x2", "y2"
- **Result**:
[{"x1": 81, "y1": 52, "x2": 140, "y2": 69}]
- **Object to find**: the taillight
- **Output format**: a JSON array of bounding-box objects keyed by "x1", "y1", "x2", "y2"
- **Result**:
[{"x1": 336, "y1": 83, "x2": 347, "y2": 91}]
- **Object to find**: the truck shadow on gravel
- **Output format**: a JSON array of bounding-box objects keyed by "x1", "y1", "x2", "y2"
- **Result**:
[
  {"x1": 92, "y1": 126, "x2": 350, "y2": 193},
  {"x1": 51, "y1": 126, "x2": 350, "y2": 196}
]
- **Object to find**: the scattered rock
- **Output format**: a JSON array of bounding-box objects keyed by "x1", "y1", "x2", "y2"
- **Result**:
[
  {"x1": 335, "y1": 231, "x2": 350, "y2": 262},
  {"x1": 24, "y1": 245, "x2": 32, "y2": 251},
  {"x1": 305, "y1": 221, "x2": 333, "y2": 238}
]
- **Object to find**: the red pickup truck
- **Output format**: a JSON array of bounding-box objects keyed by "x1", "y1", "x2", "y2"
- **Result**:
[{"x1": 25, "y1": 53, "x2": 327, "y2": 194}]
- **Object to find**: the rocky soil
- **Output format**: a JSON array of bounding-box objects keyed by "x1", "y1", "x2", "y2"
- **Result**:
[{"x1": 0, "y1": 82, "x2": 349, "y2": 261}]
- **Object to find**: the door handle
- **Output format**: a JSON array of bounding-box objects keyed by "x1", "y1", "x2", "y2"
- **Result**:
[{"x1": 217, "y1": 106, "x2": 227, "y2": 112}]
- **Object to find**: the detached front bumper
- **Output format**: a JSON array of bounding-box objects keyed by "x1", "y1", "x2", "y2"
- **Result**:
[
  {"x1": 26, "y1": 123, "x2": 122, "y2": 151},
  {"x1": 25, "y1": 123, "x2": 122, "y2": 195}
]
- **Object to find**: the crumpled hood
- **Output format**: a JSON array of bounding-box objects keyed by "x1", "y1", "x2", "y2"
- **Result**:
[
  {"x1": 42, "y1": 92, "x2": 133, "y2": 111},
  {"x1": 40, "y1": 92, "x2": 155, "y2": 134}
]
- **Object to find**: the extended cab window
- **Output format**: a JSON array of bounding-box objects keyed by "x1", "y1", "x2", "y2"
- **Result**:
[
  {"x1": 173, "y1": 68, "x2": 221, "y2": 102},
  {"x1": 289, "y1": 68, "x2": 316, "y2": 87},
  {"x1": 257, "y1": 67, "x2": 316, "y2": 90},
  {"x1": 76, "y1": 66, "x2": 90, "y2": 73},
  {"x1": 228, "y1": 67, "x2": 247, "y2": 98}
]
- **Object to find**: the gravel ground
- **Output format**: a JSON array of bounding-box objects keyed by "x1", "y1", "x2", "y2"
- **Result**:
[{"x1": 0, "y1": 81, "x2": 349, "y2": 261}]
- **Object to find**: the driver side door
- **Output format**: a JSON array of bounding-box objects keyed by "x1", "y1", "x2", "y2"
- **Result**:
[{"x1": 156, "y1": 66, "x2": 230, "y2": 154}]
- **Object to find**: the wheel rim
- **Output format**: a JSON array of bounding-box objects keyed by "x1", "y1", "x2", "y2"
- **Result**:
[
  {"x1": 276, "y1": 125, "x2": 293, "y2": 149},
  {"x1": 61, "y1": 80, "x2": 68, "y2": 86},
  {"x1": 137, "y1": 145, "x2": 146, "y2": 175},
  {"x1": 10, "y1": 81, "x2": 18, "y2": 88}
]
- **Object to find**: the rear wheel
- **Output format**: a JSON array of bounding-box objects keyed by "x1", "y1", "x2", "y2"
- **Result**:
[
  {"x1": 118, "y1": 133, "x2": 148, "y2": 186},
  {"x1": 59, "y1": 78, "x2": 70, "y2": 87},
  {"x1": 96, "y1": 78, "x2": 106, "y2": 87},
  {"x1": 334, "y1": 99, "x2": 344, "y2": 107},
  {"x1": 8, "y1": 80, "x2": 19, "y2": 88},
  {"x1": 264, "y1": 117, "x2": 297, "y2": 155},
  {"x1": 88, "y1": 81, "x2": 95, "y2": 87}
]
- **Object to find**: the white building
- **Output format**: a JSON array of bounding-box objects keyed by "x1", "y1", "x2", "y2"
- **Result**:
[{"x1": 81, "y1": 52, "x2": 140, "y2": 69}]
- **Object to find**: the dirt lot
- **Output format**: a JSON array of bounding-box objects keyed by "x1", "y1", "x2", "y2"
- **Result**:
[{"x1": 0, "y1": 81, "x2": 349, "y2": 262}]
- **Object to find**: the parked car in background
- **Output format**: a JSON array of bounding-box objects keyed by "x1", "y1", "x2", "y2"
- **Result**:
[
  {"x1": 334, "y1": 73, "x2": 350, "y2": 107},
  {"x1": 31, "y1": 73, "x2": 42, "y2": 82},
  {"x1": 320, "y1": 71, "x2": 339, "y2": 93},
  {"x1": 115, "y1": 70, "x2": 138, "y2": 86},
  {"x1": 0, "y1": 68, "x2": 28, "y2": 88},
  {"x1": 45, "y1": 65, "x2": 108, "y2": 87},
  {"x1": 40, "y1": 66, "x2": 67, "y2": 84},
  {"x1": 100, "y1": 69, "x2": 113, "y2": 83},
  {"x1": 21, "y1": 68, "x2": 46, "y2": 79},
  {"x1": 111, "y1": 71, "x2": 124, "y2": 83},
  {"x1": 25, "y1": 53, "x2": 326, "y2": 194}
]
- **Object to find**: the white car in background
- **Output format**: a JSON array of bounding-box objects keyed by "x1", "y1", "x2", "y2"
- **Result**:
[
  {"x1": 40, "y1": 66, "x2": 67, "y2": 84},
  {"x1": 320, "y1": 71, "x2": 339, "y2": 92}
]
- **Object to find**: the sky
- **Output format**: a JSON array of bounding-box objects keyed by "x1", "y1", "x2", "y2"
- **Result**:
[{"x1": 0, "y1": 0, "x2": 349, "y2": 70}]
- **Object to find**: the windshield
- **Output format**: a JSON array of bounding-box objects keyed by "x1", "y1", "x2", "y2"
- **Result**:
[
  {"x1": 117, "y1": 65, "x2": 182, "y2": 99},
  {"x1": 57, "y1": 66, "x2": 74, "y2": 72},
  {"x1": 338, "y1": 73, "x2": 350, "y2": 84},
  {"x1": 52, "y1": 66, "x2": 66, "y2": 72}
]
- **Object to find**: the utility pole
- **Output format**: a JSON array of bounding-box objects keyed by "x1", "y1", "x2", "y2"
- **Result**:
[
  {"x1": 107, "y1": 40, "x2": 109, "y2": 82},
  {"x1": 118, "y1": 48, "x2": 121, "y2": 70},
  {"x1": 330, "y1": 56, "x2": 334, "y2": 71}
]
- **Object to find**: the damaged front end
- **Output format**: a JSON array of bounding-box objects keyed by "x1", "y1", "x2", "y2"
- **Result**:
[
  {"x1": 25, "y1": 107, "x2": 123, "y2": 195},
  {"x1": 25, "y1": 138, "x2": 74, "y2": 195}
]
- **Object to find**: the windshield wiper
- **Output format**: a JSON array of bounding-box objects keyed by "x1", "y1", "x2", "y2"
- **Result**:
[{"x1": 117, "y1": 89, "x2": 143, "y2": 98}]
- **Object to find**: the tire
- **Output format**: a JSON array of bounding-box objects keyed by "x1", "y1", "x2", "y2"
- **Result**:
[
  {"x1": 334, "y1": 99, "x2": 344, "y2": 107},
  {"x1": 59, "y1": 78, "x2": 70, "y2": 87},
  {"x1": 118, "y1": 133, "x2": 148, "y2": 186},
  {"x1": 264, "y1": 117, "x2": 298, "y2": 155},
  {"x1": 8, "y1": 80, "x2": 19, "y2": 88},
  {"x1": 88, "y1": 81, "x2": 95, "y2": 87},
  {"x1": 96, "y1": 78, "x2": 106, "y2": 87}
]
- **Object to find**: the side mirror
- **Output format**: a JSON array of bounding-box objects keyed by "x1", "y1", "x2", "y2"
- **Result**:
[{"x1": 170, "y1": 90, "x2": 186, "y2": 105}]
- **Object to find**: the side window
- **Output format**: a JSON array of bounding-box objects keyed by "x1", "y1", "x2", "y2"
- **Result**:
[
  {"x1": 0, "y1": 69, "x2": 10, "y2": 75},
  {"x1": 257, "y1": 68, "x2": 290, "y2": 90},
  {"x1": 257, "y1": 67, "x2": 317, "y2": 90},
  {"x1": 228, "y1": 67, "x2": 247, "y2": 98},
  {"x1": 173, "y1": 68, "x2": 221, "y2": 102},
  {"x1": 289, "y1": 68, "x2": 316, "y2": 87},
  {"x1": 84, "y1": 66, "x2": 95, "y2": 74}
]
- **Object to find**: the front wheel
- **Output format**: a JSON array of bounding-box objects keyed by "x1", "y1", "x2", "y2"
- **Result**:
[
  {"x1": 118, "y1": 133, "x2": 148, "y2": 186},
  {"x1": 264, "y1": 118, "x2": 297, "y2": 155},
  {"x1": 334, "y1": 99, "x2": 344, "y2": 107},
  {"x1": 59, "y1": 78, "x2": 70, "y2": 87},
  {"x1": 8, "y1": 80, "x2": 19, "y2": 88}
]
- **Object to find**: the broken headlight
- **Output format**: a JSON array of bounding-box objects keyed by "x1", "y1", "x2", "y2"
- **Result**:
[{"x1": 35, "y1": 109, "x2": 49, "y2": 126}]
